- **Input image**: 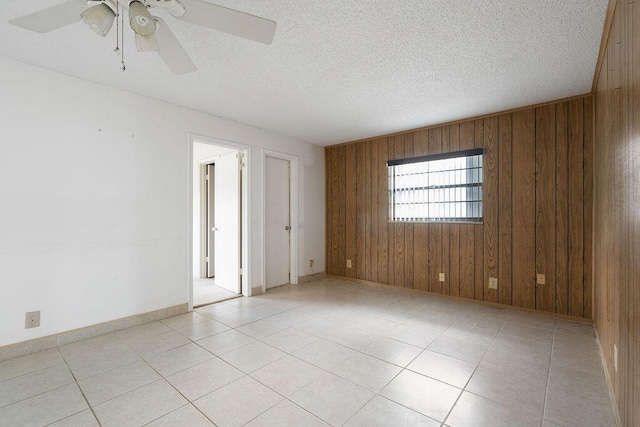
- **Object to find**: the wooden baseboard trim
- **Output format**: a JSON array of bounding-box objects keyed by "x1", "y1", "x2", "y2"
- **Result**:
[
  {"x1": 0, "y1": 303, "x2": 189, "y2": 362},
  {"x1": 326, "y1": 274, "x2": 593, "y2": 324}
]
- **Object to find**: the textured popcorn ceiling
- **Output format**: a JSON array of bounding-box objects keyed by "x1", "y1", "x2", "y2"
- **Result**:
[{"x1": 0, "y1": 1, "x2": 607, "y2": 145}]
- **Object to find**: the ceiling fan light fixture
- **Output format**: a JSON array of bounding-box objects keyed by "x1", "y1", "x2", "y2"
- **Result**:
[
  {"x1": 81, "y1": 3, "x2": 116, "y2": 37},
  {"x1": 129, "y1": 1, "x2": 156, "y2": 36}
]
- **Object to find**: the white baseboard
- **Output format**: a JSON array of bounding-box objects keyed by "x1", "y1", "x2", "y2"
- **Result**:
[
  {"x1": 0, "y1": 303, "x2": 188, "y2": 362},
  {"x1": 297, "y1": 271, "x2": 326, "y2": 284}
]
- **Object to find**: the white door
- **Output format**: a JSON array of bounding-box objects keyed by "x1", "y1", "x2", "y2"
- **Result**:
[
  {"x1": 214, "y1": 152, "x2": 241, "y2": 294},
  {"x1": 206, "y1": 164, "x2": 215, "y2": 278},
  {"x1": 265, "y1": 156, "x2": 290, "y2": 288}
]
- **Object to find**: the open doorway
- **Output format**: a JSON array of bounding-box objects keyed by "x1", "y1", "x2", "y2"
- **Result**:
[{"x1": 192, "y1": 139, "x2": 247, "y2": 307}]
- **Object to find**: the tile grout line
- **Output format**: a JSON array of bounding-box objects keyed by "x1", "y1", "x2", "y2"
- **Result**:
[
  {"x1": 541, "y1": 324, "x2": 558, "y2": 426},
  {"x1": 441, "y1": 319, "x2": 507, "y2": 426},
  {"x1": 57, "y1": 349, "x2": 104, "y2": 427},
  {"x1": 122, "y1": 341, "x2": 219, "y2": 427},
  {"x1": 1, "y1": 281, "x2": 613, "y2": 426}
]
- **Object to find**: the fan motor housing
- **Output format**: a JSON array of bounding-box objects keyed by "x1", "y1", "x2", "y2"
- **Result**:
[{"x1": 139, "y1": 0, "x2": 186, "y2": 17}]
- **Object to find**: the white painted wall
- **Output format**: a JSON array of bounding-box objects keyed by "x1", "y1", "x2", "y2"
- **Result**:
[{"x1": 0, "y1": 57, "x2": 325, "y2": 347}]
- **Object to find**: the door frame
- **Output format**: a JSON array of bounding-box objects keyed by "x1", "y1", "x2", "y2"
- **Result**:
[
  {"x1": 199, "y1": 162, "x2": 216, "y2": 279},
  {"x1": 262, "y1": 149, "x2": 298, "y2": 294},
  {"x1": 188, "y1": 133, "x2": 251, "y2": 311}
]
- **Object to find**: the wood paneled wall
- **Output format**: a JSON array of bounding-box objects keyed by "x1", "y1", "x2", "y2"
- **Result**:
[
  {"x1": 325, "y1": 95, "x2": 594, "y2": 318},
  {"x1": 593, "y1": 0, "x2": 640, "y2": 425}
]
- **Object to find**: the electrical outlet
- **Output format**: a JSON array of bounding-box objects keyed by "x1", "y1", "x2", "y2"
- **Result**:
[
  {"x1": 25, "y1": 311, "x2": 40, "y2": 329},
  {"x1": 309, "y1": 259, "x2": 314, "y2": 268},
  {"x1": 614, "y1": 344, "x2": 618, "y2": 372},
  {"x1": 488, "y1": 277, "x2": 498, "y2": 289},
  {"x1": 536, "y1": 274, "x2": 546, "y2": 285},
  {"x1": 346, "y1": 259, "x2": 352, "y2": 269},
  {"x1": 439, "y1": 273, "x2": 445, "y2": 282}
]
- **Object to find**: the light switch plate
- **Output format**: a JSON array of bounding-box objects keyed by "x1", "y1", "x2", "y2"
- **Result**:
[{"x1": 536, "y1": 274, "x2": 546, "y2": 285}]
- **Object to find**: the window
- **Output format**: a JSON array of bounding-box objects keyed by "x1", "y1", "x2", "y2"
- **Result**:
[{"x1": 388, "y1": 148, "x2": 484, "y2": 223}]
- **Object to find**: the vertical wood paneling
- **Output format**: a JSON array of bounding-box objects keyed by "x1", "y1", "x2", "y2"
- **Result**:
[
  {"x1": 441, "y1": 127, "x2": 451, "y2": 295},
  {"x1": 593, "y1": 0, "x2": 640, "y2": 423},
  {"x1": 345, "y1": 144, "x2": 357, "y2": 278},
  {"x1": 632, "y1": 6, "x2": 640, "y2": 421},
  {"x1": 427, "y1": 128, "x2": 442, "y2": 293},
  {"x1": 512, "y1": 109, "x2": 536, "y2": 309},
  {"x1": 474, "y1": 119, "x2": 484, "y2": 300},
  {"x1": 377, "y1": 138, "x2": 389, "y2": 284},
  {"x1": 583, "y1": 96, "x2": 594, "y2": 320},
  {"x1": 338, "y1": 146, "x2": 347, "y2": 277},
  {"x1": 569, "y1": 100, "x2": 585, "y2": 318},
  {"x1": 370, "y1": 139, "x2": 380, "y2": 282},
  {"x1": 449, "y1": 124, "x2": 461, "y2": 297},
  {"x1": 364, "y1": 141, "x2": 372, "y2": 281},
  {"x1": 555, "y1": 102, "x2": 569, "y2": 315},
  {"x1": 535, "y1": 104, "x2": 557, "y2": 313},
  {"x1": 498, "y1": 114, "x2": 513, "y2": 305},
  {"x1": 459, "y1": 121, "x2": 476, "y2": 299},
  {"x1": 389, "y1": 136, "x2": 405, "y2": 287},
  {"x1": 324, "y1": 96, "x2": 593, "y2": 325},
  {"x1": 330, "y1": 147, "x2": 340, "y2": 276},
  {"x1": 483, "y1": 116, "x2": 499, "y2": 303}
]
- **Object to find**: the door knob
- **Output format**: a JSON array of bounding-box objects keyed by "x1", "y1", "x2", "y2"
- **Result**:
[
  {"x1": 285, "y1": 225, "x2": 291, "y2": 231},
  {"x1": 212, "y1": 227, "x2": 218, "y2": 231}
]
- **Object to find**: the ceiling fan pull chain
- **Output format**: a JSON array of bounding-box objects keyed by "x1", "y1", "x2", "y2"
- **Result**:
[
  {"x1": 120, "y1": 8, "x2": 126, "y2": 72},
  {"x1": 114, "y1": 0, "x2": 120, "y2": 55}
]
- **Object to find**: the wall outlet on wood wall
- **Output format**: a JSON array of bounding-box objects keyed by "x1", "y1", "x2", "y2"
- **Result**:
[
  {"x1": 536, "y1": 274, "x2": 546, "y2": 285},
  {"x1": 346, "y1": 259, "x2": 352, "y2": 269},
  {"x1": 488, "y1": 277, "x2": 498, "y2": 289},
  {"x1": 439, "y1": 273, "x2": 445, "y2": 282}
]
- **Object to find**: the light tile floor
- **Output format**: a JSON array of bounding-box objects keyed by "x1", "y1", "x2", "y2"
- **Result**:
[
  {"x1": 193, "y1": 278, "x2": 239, "y2": 307},
  {"x1": 0, "y1": 279, "x2": 617, "y2": 426}
]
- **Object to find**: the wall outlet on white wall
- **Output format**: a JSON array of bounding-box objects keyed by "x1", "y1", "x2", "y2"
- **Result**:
[{"x1": 25, "y1": 311, "x2": 40, "y2": 329}]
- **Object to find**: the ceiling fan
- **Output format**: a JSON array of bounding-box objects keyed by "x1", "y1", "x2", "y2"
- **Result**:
[{"x1": 8, "y1": 0, "x2": 277, "y2": 75}]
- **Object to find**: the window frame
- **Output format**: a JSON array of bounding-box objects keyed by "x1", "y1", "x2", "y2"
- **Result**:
[{"x1": 387, "y1": 148, "x2": 484, "y2": 224}]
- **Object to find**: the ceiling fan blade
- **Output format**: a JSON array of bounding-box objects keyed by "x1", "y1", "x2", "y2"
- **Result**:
[
  {"x1": 154, "y1": 17, "x2": 197, "y2": 75},
  {"x1": 9, "y1": 0, "x2": 88, "y2": 33},
  {"x1": 175, "y1": 0, "x2": 276, "y2": 44},
  {"x1": 135, "y1": 34, "x2": 159, "y2": 52}
]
